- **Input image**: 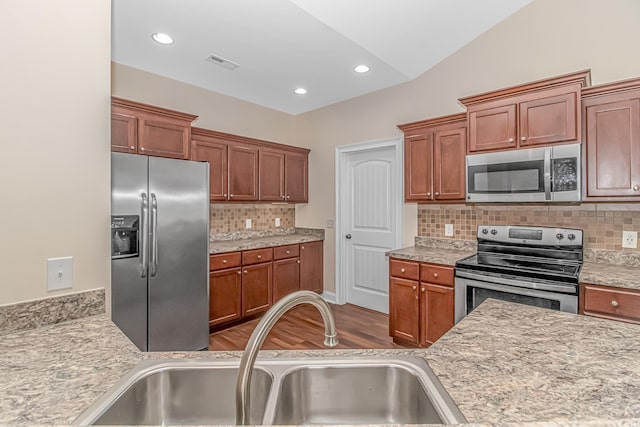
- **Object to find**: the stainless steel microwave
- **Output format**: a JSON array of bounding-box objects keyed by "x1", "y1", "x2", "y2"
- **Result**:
[{"x1": 466, "y1": 143, "x2": 581, "y2": 203}]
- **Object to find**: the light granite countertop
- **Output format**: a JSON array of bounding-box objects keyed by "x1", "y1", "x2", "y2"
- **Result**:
[
  {"x1": 3, "y1": 301, "x2": 640, "y2": 426},
  {"x1": 386, "y1": 245, "x2": 475, "y2": 266},
  {"x1": 210, "y1": 233, "x2": 324, "y2": 254},
  {"x1": 579, "y1": 262, "x2": 640, "y2": 291}
]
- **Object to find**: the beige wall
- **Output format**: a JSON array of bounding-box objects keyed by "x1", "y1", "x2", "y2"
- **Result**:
[
  {"x1": 111, "y1": 63, "x2": 296, "y2": 145},
  {"x1": 0, "y1": 1, "x2": 111, "y2": 305},
  {"x1": 294, "y1": 0, "x2": 640, "y2": 293}
]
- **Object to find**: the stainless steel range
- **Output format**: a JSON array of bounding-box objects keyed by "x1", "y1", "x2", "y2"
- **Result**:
[{"x1": 454, "y1": 225, "x2": 583, "y2": 323}]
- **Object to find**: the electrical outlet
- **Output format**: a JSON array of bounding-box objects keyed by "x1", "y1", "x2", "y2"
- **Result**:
[
  {"x1": 622, "y1": 231, "x2": 638, "y2": 248},
  {"x1": 275, "y1": 217, "x2": 281, "y2": 227},
  {"x1": 445, "y1": 224, "x2": 454, "y2": 237},
  {"x1": 245, "y1": 218, "x2": 252, "y2": 229},
  {"x1": 326, "y1": 219, "x2": 335, "y2": 228},
  {"x1": 47, "y1": 256, "x2": 73, "y2": 291}
]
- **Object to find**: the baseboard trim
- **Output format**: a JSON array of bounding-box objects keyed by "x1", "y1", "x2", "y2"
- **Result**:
[{"x1": 321, "y1": 291, "x2": 337, "y2": 304}]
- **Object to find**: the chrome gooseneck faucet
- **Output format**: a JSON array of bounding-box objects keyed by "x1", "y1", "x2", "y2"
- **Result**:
[{"x1": 235, "y1": 290, "x2": 339, "y2": 425}]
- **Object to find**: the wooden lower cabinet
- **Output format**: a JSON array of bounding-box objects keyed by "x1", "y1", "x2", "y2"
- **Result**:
[
  {"x1": 389, "y1": 258, "x2": 455, "y2": 347},
  {"x1": 242, "y1": 262, "x2": 272, "y2": 317},
  {"x1": 300, "y1": 241, "x2": 323, "y2": 293},
  {"x1": 273, "y1": 257, "x2": 301, "y2": 302},
  {"x1": 209, "y1": 267, "x2": 242, "y2": 326},
  {"x1": 210, "y1": 241, "x2": 322, "y2": 329},
  {"x1": 580, "y1": 283, "x2": 640, "y2": 324}
]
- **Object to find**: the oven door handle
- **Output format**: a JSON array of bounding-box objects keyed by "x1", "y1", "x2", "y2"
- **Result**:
[
  {"x1": 455, "y1": 270, "x2": 577, "y2": 294},
  {"x1": 543, "y1": 148, "x2": 552, "y2": 200}
]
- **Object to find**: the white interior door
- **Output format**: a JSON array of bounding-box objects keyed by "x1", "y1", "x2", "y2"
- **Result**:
[{"x1": 338, "y1": 140, "x2": 402, "y2": 313}]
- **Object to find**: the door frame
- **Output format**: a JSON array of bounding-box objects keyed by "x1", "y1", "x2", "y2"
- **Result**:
[{"x1": 335, "y1": 137, "x2": 403, "y2": 306}]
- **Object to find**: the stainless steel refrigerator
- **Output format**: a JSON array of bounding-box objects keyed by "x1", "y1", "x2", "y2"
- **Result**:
[{"x1": 111, "y1": 153, "x2": 209, "y2": 351}]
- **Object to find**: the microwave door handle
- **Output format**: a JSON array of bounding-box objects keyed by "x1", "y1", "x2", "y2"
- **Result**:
[
  {"x1": 544, "y1": 148, "x2": 552, "y2": 200},
  {"x1": 140, "y1": 193, "x2": 148, "y2": 278},
  {"x1": 150, "y1": 193, "x2": 159, "y2": 277}
]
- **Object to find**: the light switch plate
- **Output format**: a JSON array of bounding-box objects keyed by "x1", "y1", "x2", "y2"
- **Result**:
[
  {"x1": 622, "y1": 231, "x2": 638, "y2": 248},
  {"x1": 47, "y1": 256, "x2": 73, "y2": 291},
  {"x1": 275, "y1": 217, "x2": 281, "y2": 227},
  {"x1": 245, "y1": 218, "x2": 252, "y2": 229},
  {"x1": 445, "y1": 224, "x2": 454, "y2": 237}
]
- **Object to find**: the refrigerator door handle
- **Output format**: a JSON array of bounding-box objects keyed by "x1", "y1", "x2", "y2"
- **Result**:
[
  {"x1": 140, "y1": 193, "x2": 149, "y2": 278},
  {"x1": 150, "y1": 193, "x2": 159, "y2": 277}
]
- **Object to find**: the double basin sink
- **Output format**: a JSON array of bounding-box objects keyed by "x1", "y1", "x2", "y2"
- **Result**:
[{"x1": 74, "y1": 356, "x2": 466, "y2": 425}]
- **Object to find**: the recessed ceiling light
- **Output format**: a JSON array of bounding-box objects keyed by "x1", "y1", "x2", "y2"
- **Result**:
[
  {"x1": 354, "y1": 65, "x2": 370, "y2": 73},
  {"x1": 151, "y1": 32, "x2": 174, "y2": 45},
  {"x1": 294, "y1": 88, "x2": 308, "y2": 95}
]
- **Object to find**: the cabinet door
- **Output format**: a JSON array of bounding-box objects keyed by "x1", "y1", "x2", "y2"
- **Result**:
[
  {"x1": 404, "y1": 133, "x2": 433, "y2": 201},
  {"x1": 284, "y1": 152, "x2": 308, "y2": 202},
  {"x1": 300, "y1": 241, "x2": 323, "y2": 293},
  {"x1": 111, "y1": 110, "x2": 137, "y2": 153},
  {"x1": 273, "y1": 258, "x2": 300, "y2": 302},
  {"x1": 585, "y1": 97, "x2": 640, "y2": 197},
  {"x1": 519, "y1": 91, "x2": 578, "y2": 147},
  {"x1": 433, "y1": 127, "x2": 466, "y2": 200},
  {"x1": 191, "y1": 137, "x2": 228, "y2": 201},
  {"x1": 468, "y1": 104, "x2": 517, "y2": 152},
  {"x1": 242, "y1": 262, "x2": 272, "y2": 317},
  {"x1": 420, "y1": 283, "x2": 454, "y2": 346},
  {"x1": 228, "y1": 145, "x2": 259, "y2": 201},
  {"x1": 138, "y1": 115, "x2": 191, "y2": 159},
  {"x1": 389, "y1": 277, "x2": 419, "y2": 345},
  {"x1": 259, "y1": 150, "x2": 285, "y2": 201},
  {"x1": 209, "y1": 268, "x2": 242, "y2": 326}
]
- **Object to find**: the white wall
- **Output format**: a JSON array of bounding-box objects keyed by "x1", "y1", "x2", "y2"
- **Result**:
[
  {"x1": 0, "y1": 1, "x2": 111, "y2": 306},
  {"x1": 294, "y1": 0, "x2": 640, "y2": 293}
]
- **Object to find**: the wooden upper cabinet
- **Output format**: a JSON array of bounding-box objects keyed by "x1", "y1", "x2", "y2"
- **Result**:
[
  {"x1": 398, "y1": 113, "x2": 466, "y2": 203},
  {"x1": 460, "y1": 70, "x2": 590, "y2": 153},
  {"x1": 582, "y1": 79, "x2": 640, "y2": 200},
  {"x1": 284, "y1": 151, "x2": 308, "y2": 202},
  {"x1": 228, "y1": 145, "x2": 259, "y2": 201},
  {"x1": 111, "y1": 108, "x2": 138, "y2": 153},
  {"x1": 111, "y1": 97, "x2": 197, "y2": 159},
  {"x1": 259, "y1": 150, "x2": 285, "y2": 201},
  {"x1": 434, "y1": 127, "x2": 466, "y2": 200},
  {"x1": 190, "y1": 129, "x2": 229, "y2": 201}
]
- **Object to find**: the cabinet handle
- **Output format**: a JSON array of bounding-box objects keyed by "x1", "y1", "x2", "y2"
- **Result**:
[
  {"x1": 421, "y1": 287, "x2": 426, "y2": 293},
  {"x1": 611, "y1": 300, "x2": 619, "y2": 307},
  {"x1": 634, "y1": 185, "x2": 639, "y2": 191},
  {"x1": 433, "y1": 272, "x2": 439, "y2": 278},
  {"x1": 427, "y1": 192, "x2": 431, "y2": 197},
  {"x1": 286, "y1": 250, "x2": 290, "y2": 254},
  {"x1": 508, "y1": 138, "x2": 514, "y2": 143},
  {"x1": 301, "y1": 246, "x2": 305, "y2": 250},
  {"x1": 434, "y1": 192, "x2": 440, "y2": 196},
  {"x1": 521, "y1": 136, "x2": 527, "y2": 141},
  {"x1": 237, "y1": 271, "x2": 241, "y2": 275},
  {"x1": 222, "y1": 259, "x2": 227, "y2": 264},
  {"x1": 257, "y1": 255, "x2": 262, "y2": 259},
  {"x1": 286, "y1": 195, "x2": 290, "y2": 199},
  {"x1": 297, "y1": 260, "x2": 301, "y2": 264},
  {"x1": 130, "y1": 146, "x2": 135, "y2": 150},
  {"x1": 282, "y1": 195, "x2": 286, "y2": 199},
  {"x1": 243, "y1": 270, "x2": 248, "y2": 274},
  {"x1": 401, "y1": 268, "x2": 406, "y2": 273},
  {"x1": 223, "y1": 193, "x2": 227, "y2": 197},
  {"x1": 230, "y1": 194, "x2": 234, "y2": 198},
  {"x1": 412, "y1": 285, "x2": 417, "y2": 290}
]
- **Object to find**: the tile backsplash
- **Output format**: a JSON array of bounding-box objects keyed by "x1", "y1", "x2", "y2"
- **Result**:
[
  {"x1": 418, "y1": 204, "x2": 640, "y2": 251},
  {"x1": 210, "y1": 204, "x2": 295, "y2": 234}
]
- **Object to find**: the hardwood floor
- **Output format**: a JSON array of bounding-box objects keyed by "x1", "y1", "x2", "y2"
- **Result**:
[{"x1": 209, "y1": 303, "x2": 409, "y2": 351}]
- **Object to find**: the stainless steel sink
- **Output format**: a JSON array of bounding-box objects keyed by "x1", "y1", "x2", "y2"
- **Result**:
[{"x1": 74, "y1": 357, "x2": 466, "y2": 425}]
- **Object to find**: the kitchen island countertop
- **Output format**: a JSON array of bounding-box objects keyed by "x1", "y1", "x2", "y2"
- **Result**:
[{"x1": 2, "y1": 300, "x2": 640, "y2": 426}]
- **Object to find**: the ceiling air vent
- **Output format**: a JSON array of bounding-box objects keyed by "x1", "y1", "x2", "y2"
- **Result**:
[{"x1": 205, "y1": 54, "x2": 239, "y2": 71}]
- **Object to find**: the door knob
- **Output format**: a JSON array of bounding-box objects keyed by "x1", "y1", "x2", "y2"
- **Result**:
[
  {"x1": 345, "y1": 234, "x2": 352, "y2": 239},
  {"x1": 634, "y1": 185, "x2": 639, "y2": 191}
]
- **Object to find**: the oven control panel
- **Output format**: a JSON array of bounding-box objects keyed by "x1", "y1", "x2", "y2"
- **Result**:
[{"x1": 477, "y1": 225, "x2": 582, "y2": 246}]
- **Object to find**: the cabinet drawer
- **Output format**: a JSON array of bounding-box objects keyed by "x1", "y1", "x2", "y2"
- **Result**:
[
  {"x1": 420, "y1": 264, "x2": 453, "y2": 286},
  {"x1": 389, "y1": 259, "x2": 420, "y2": 281},
  {"x1": 274, "y1": 244, "x2": 299, "y2": 260},
  {"x1": 242, "y1": 248, "x2": 273, "y2": 265},
  {"x1": 210, "y1": 252, "x2": 242, "y2": 271},
  {"x1": 583, "y1": 284, "x2": 640, "y2": 323}
]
